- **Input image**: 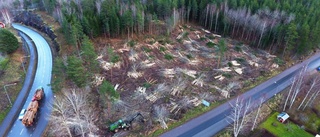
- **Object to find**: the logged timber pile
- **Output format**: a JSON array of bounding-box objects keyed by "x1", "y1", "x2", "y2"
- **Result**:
[{"x1": 22, "y1": 87, "x2": 44, "y2": 126}]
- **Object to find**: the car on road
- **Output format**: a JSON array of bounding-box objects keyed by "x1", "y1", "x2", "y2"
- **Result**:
[
  {"x1": 317, "y1": 66, "x2": 320, "y2": 71},
  {"x1": 18, "y1": 109, "x2": 26, "y2": 121}
]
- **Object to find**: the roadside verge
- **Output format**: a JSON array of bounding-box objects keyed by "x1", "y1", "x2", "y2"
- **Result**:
[{"x1": 0, "y1": 31, "x2": 38, "y2": 136}]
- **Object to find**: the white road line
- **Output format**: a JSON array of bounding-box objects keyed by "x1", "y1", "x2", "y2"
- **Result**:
[
  {"x1": 10, "y1": 130, "x2": 12, "y2": 133},
  {"x1": 20, "y1": 128, "x2": 24, "y2": 135},
  {"x1": 13, "y1": 124, "x2": 16, "y2": 127},
  {"x1": 30, "y1": 134, "x2": 32, "y2": 137}
]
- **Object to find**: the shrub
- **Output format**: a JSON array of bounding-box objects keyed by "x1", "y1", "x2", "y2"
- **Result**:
[
  {"x1": 143, "y1": 82, "x2": 152, "y2": 88},
  {"x1": 128, "y1": 40, "x2": 136, "y2": 47},
  {"x1": 235, "y1": 57, "x2": 246, "y2": 63},
  {"x1": 222, "y1": 73, "x2": 232, "y2": 78},
  {"x1": 164, "y1": 54, "x2": 174, "y2": 60},
  {"x1": 99, "y1": 80, "x2": 120, "y2": 100},
  {"x1": 159, "y1": 46, "x2": 166, "y2": 52},
  {"x1": 108, "y1": 47, "x2": 120, "y2": 63},
  {"x1": 206, "y1": 42, "x2": 215, "y2": 48},
  {"x1": 186, "y1": 54, "x2": 193, "y2": 59},
  {"x1": 234, "y1": 45, "x2": 242, "y2": 52},
  {"x1": 274, "y1": 57, "x2": 285, "y2": 66},
  {"x1": 142, "y1": 46, "x2": 152, "y2": 52}
]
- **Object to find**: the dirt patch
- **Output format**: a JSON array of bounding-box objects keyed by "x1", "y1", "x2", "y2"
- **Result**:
[{"x1": 0, "y1": 47, "x2": 25, "y2": 122}]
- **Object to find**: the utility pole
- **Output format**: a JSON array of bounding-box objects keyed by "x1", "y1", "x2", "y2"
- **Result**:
[{"x1": 3, "y1": 83, "x2": 17, "y2": 106}]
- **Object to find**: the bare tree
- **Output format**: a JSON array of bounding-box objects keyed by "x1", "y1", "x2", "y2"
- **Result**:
[
  {"x1": 288, "y1": 66, "x2": 307, "y2": 109},
  {"x1": 49, "y1": 89, "x2": 98, "y2": 136},
  {"x1": 1, "y1": 9, "x2": 12, "y2": 27},
  {"x1": 251, "y1": 97, "x2": 264, "y2": 131},
  {"x1": 297, "y1": 76, "x2": 319, "y2": 110},
  {"x1": 227, "y1": 97, "x2": 251, "y2": 137},
  {"x1": 302, "y1": 76, "x2": 320, "y2": 110},
  {"x1": 95, "y1": 0, "x2": 103, "y2": 15},
  {"x1": 283, "y1": 77, "x2": 296, "y2": 111},
  {"x1": 49, "y1": 94, "x2": 73, "y2": 137},
  {"x1": 154, "y1": 105, "x2": 169, "y2": 129},
  {"x1": 303, "y1": 88, "x2": 320, "y2": 110}
]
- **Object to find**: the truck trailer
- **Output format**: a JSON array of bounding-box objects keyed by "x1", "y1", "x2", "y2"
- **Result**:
[{"x1": 22, "y1": 87, "x2": 44, "y2": 127}]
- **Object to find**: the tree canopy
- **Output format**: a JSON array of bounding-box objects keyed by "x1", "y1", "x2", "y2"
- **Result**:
[
  {"x1": 38, "y1": 0, "x2": 320, "y2": 55},
  {"x1": 0, "y1": 29, "x2": 19, "y2": 54}
]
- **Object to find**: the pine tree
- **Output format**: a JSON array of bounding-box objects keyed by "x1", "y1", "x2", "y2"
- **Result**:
[
  {"x1": 81, "y1": 36, "x2": 99, "y2": 74},
  {"x1": 0, "y1": 29, "x2": 19, "y2": 54},
  {"x1": 283, "y1": 23, "x2": 298, "y2": 57},
  {"x1": 66, "y1": 55, "x2": 87, "y2": 87}
]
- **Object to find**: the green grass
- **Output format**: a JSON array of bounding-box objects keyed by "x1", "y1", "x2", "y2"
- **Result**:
[
  {"x1": 260, "y1": 112, "x2": 313, "y2": 137},
  {"x1": 0, "y1": 107, "x2": 11, "y2": 123}
]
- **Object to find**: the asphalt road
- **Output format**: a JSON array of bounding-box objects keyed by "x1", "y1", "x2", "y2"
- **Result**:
[
  {"x1": 5, "y1": 24, "x2": 53, "y2": 137},
  {"x1": 0, "y1": 26, "x2": 37, "y2": 136},
  {"x1": 161, "y1": 52, "x2": 320, "y2": 137}
]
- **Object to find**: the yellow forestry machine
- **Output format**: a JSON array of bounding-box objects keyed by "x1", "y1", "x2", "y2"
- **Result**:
[
  {"x1": 22, "y1": 87, "x2": 44, "y2": 127},
  {"x1": 109, "y1": 112, "x2": 145, "y2": 132}
]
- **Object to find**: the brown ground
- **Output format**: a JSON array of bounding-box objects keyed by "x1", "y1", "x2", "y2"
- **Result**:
[
  {"x1": 0, "y1": 46, "x2": 25, "y2": 121},
  {"x1": 89, "y1": 24, "x2": 284, "y2": 136}
]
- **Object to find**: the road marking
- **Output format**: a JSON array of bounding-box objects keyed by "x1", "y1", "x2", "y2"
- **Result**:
[
  {"x1": 10, "y1": 130, "x2": 12, "y2": 133},
  {"x1": 30, "y1": 134, "x2": 32, "y2": 137},
  {"x1": 20, "y1": 128, "x2": 24, "y2": 135},
  {"x1": 13, "y1": 124, "x2": 15, "y2": 127}
]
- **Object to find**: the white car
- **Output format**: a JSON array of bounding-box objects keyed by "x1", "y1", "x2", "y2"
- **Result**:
[{"x1": 18, "y1": 109, "x2": 26, "y2": 120}]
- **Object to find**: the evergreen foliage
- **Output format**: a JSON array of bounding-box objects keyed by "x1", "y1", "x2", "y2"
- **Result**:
[
  {"x1": 99, "y1": 80, "x2": 120, "y2": 101},
  {"x1": 81, "y1": 36, "x2": 99, "y2": 74},
  {"x1": 51, "y1": 57, "x2": 66, "y2": 92},
  {"x1": 38, "y1": 0, "x2": 320, "y2": 56},
  {"x1": 66, "y1": 55, "x2": 87, "y2": 87},
  {"x1": 0, "y1": 29, "x2": 19, "y2": 54}
]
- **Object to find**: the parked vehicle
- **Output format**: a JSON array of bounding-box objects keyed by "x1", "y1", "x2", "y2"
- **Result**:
[
  {"x1": 22, "y1": 87, "x2": 44, "y2": 126},
  {"x1": 18, "y1": 109, "x2": 26, "y2": 121}
]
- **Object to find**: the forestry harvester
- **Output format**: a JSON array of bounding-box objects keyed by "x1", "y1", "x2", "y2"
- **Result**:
[
  {"x1": 22, "y1": 87, "x2": 44, "y2": 127},
  {"x1": 109, "y1": 112, "x2": 145, "y2": 132}
]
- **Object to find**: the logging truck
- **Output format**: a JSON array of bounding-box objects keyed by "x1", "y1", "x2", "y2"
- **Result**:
[{"x1": 22, "y1": 87, "x2": 44, "y2": 127}]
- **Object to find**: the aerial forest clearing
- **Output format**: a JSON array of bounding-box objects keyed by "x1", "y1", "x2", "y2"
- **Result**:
[
  {"x1": 3, "y1": 0, "x2": 317, "y2": 136},
  {"x1": 49, "y1": 23, "x2": 286, "y2": 136}
]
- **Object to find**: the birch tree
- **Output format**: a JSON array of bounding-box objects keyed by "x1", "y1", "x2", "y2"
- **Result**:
[
  {"x1": 251, "y1": 97, "x2": 264, "y2": 131},
  {"x1": 297, "y1": 75, "x2": 319, "y2": 110},
  {"x1": 228, "y1": 97, "x2": 251, "y2": 137},
  {"x1": 283, "y1": 65, "x2": 307, "y2": 111}
]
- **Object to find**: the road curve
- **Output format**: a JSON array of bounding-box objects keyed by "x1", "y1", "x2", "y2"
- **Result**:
[
  {"x1": 5, "y1": 24, "x2": 53, "y2": 137},
  {"x1": 0, "y1": 27, "x2": 37, "y2": 136},
  {"x1": 161, "y1": 52, "x2": 320, "y2": 137}
]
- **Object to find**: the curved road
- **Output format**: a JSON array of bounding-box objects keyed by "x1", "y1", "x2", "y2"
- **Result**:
[
  {"x1": 6, "y1": 24, "x2": 53, "y2": 137},
  {"x1": 161, "y1": 52, "x2": 320, "y2": 137}
]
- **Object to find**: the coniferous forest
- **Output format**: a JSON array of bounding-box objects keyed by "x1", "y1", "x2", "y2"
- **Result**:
[{"x1": 34, "y1": 0, "x2": 320, "y2": 56}]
